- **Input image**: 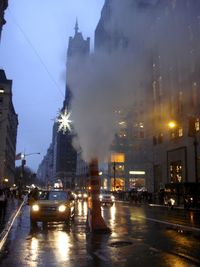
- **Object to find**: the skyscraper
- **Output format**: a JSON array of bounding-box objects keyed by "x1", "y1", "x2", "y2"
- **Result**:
[
  {"x1": 38, "y1": 21, "x2": 90, "y2": 189},
  {"x1": 0, "y1": 0, "x2": 8, "y2": 40}
]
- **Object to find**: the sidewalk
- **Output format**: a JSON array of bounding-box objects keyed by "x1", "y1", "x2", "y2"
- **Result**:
[{"x1": 0, "y1": 197, "x2": 22, "y2": 234}]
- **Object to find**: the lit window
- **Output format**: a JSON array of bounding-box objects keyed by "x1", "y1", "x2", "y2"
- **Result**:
[
  {"x1": 111, "y1": 153, "x2": 125, "y2": 163},
  {"x1": 0, "y1": 89, "x2": 5, "y2": 94},
  {"x1": 170, "y1": 161, "x2": 182, "y2": 183},
  {"x1": 195, "y1": 118, "x2": 199, "y2": 131},
  {"x1": 139, "y1": 122, "x2": 144, "y2": 128},
  {"x1": 178, "y1": 128, "x2": 183, "y2": 137}
]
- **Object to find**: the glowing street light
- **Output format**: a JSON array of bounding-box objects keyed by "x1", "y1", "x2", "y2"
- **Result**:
[
  {"x1": 16, "y1": 152, "x2": 40, "y2": 196},
  {"x1": 168, "y1": 121, "x2": 176, "y2": 129}
]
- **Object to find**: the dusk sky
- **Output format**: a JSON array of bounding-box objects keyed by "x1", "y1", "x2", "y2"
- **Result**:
[{"x1": 0, "y1": 0, "x2": 104, "y2": 171}]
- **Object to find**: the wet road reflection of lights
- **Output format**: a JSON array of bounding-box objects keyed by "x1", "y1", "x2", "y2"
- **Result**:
[
  {"x1": 55, "y1": 232, "x2": 70, "y2": 261},
  {"x1": 30, "y1": 237, "x2": 39, "y2": 266},
  {"x1": 110, "y1": 205, "x2": 116, "y2": 225},
  {"x1": 130, "y1": 208, "x2": 146, "y2": 223},
  {"x1": 189, "y1": 212, "x2": 194, "y2": 225},
  {"x1": 77, "y1": 201, "x2": 88, "y2": 217}
]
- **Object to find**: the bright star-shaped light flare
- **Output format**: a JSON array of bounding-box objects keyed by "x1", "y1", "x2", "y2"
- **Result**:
[{"x1": 56, "y1": 108, "x2": 72, "y2": 134}]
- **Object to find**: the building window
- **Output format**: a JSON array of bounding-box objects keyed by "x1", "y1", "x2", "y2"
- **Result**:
[
  {"x1": 195, "y1": 118, "x2": 200, "y2": 132},
  {"x1": 170, "y1": 161, "x2": 183, "y2": 183},
  {"x1": 139, "y1": 131, "x2": 144, "y2": 138},
  {"x1": 158, "y1": 133, "x2": 163, "y2": 144},
  {"x1": 178, "y1": 128, "x2": 183, "y2": 137},
  {"x1": 111, "y1": 153, "x2": 125, "y2": 163}
]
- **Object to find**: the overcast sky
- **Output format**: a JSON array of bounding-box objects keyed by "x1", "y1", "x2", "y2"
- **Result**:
[{"x1": 0, "y1": 0, "x2": 104, "y2": 171}]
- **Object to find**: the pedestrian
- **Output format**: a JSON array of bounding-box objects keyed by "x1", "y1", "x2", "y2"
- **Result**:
[
  {"x1": 28, "y1": 187, "x2": 39, "y2": 205},
  {"x1": 0, "y1": 189, "x2": 7, "y2": 221}
]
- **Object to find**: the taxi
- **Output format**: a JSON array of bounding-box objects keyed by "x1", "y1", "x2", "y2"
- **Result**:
[{"x1": 30, "y1": 190, "x2": 75, "y2": 226}]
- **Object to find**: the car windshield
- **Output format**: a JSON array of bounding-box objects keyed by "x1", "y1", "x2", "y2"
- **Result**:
[
  {"x1": 101, "y1": 190, "x2": 111, "y2": 194},
  {"x1": 39, "y1": 191, "x2": 68, "y2": 201}
]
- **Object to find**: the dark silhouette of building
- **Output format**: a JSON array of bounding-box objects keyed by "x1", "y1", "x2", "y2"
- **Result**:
[
  {"x1": 38, "y1": 21, "x2": 90, "y2": 189},
  {"x1": 0, "y1": 70, "x2": 18, "y2": 186},
  {"x1": 0, "y1": 0, "x2": 8, "y2": 40}
]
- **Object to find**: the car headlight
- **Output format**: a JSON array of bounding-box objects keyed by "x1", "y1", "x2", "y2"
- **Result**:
[
  {"x1": 72, "y1": 193, "x2": 77, "y2": 199},
  {"x1": 170, "y1": 198, "x2": 175, "y2": 205},
  {"x1": 32, "y1": 204, "x2": 39, "y2": 212},
  {"x1": 58, "y1": 205, "x2": 66, "y2": 212},
  {"x1": 99, "y1": 195, "x2": 103, "y2": 200},
  {"x1": 83, "y1": 193, "x2": 88, "y2": 198},
  {"x1": 78, "y1": 194, "x2": 82, "y2": 198},
  {"x1": 111, "y1": 195, "x2": 115, "y2": 201}
]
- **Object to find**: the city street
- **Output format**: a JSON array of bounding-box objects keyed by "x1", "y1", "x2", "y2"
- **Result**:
[{"x1": 0, "y1": 201, "x2": 200, "y2": 266}]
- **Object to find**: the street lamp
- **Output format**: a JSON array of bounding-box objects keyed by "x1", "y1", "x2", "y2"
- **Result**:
[
  {"x1": 113, "y1": 161, "x2": 116, "y2": 191},
  {"x1": 16, "y1": 152, "x2": 40, "y2": 193},
  {"x1": 188, "y1": 117, "x2": 199, "y2": 183},
  {"x1": 168, "y1": 120, "x2": 176, "y2": 129}
]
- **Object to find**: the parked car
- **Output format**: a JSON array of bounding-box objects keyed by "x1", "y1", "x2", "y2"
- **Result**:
[
  {"x1": 30, "y1": 190, "x2": 75, "y2": 226},
  {"x1": 99, "y1": 190, "x2": 115, "y2": 206}
]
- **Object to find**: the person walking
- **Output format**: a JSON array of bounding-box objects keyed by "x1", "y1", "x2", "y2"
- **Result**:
[{"x1": 0, "y1": 189, "x2": 7, "y2": 221}]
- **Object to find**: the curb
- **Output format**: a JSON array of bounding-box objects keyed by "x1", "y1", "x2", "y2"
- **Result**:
[{"x1": 0, "y1": 196, "x2": 27, "y2": 251}]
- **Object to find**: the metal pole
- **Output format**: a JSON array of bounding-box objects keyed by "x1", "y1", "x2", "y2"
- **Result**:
[
  {"x1": 113, "y1": 161, "x2": 116, "y2": 191},
  {"x1": 194, "y1": 135, "x2": 199, "y2": 183}
]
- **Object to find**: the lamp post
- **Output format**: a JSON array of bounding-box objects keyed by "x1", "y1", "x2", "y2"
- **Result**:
[
  {"x1": 113, "y1": 161, "x2": 116, "y2": 191},
  {"x1": 17, "y1": 152, "x2": 40, "y2": 193},
  {"x1": 188, "y1": 116, "x2": 199, "y2": 183},
  {"x1": 194, "y1": 135, "x2": 198, "y2": 183}
]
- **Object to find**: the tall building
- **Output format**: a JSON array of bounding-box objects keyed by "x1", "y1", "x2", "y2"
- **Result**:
[
  {"x1": 94, "y1": 0, "x2": 153, "y2": 191},
  {"x1": 0, "y1": 1, "x2": 18, "y2": 187},
  {"x1": 0, "y1": 0, "x2": 8, "y2": 40},
  {"x1": 38, "y1": 21, "x2": 90, "y2": 189},
  {"x1": 65, "y1": 21, "x2": 90, "y2": 189},
  {"x1": 54, "y1": 21, "x2": 90, "y2": 189},
  {"x1": 94, "y1": 0, "x2": 200, "y2": 193},
  {"x1": 151, "y1": 0, "x2": 200, "y2": 194},
  {"x1": 37, "y1": 143, "x2": 53, "y2": 186},
  {"x1": 0, "y1": 70, "x2": 18, "y2": 186}
]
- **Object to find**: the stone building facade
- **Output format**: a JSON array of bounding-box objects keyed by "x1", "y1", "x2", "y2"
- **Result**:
[{"x1": 0, "y1": 70, "x2": 18, "y2": 186}]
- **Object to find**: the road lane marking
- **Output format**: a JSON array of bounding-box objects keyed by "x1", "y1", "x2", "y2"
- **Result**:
[{"x1": 137, "y1": 215, "x2": 200, "y2": 233}]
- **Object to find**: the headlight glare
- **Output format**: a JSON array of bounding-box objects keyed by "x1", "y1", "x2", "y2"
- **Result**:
[
  {"x1": 58, "y1": 205, "x2": 66, "y2": 212},
  {"x1": 32, "y1": 204, "x2": 39, "y2": 212}
]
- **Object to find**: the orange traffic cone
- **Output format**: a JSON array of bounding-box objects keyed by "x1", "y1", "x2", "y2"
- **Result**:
[{"x1": 87, "y1": 158, "x2": 111, "y2": 233}]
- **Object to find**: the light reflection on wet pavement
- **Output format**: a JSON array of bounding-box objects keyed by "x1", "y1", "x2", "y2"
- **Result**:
[{"x1": 0, "y1": 201, "x2": 200, "y2": 266}]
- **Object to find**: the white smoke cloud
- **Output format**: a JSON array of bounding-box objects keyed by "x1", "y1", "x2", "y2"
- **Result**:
[{"x1": 68, "y1": 0, "x2": 200, "y2": 163}]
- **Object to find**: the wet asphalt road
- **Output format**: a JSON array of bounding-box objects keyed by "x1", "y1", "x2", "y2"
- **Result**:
[{"x1": 0, "y1": 201, "x2": 200, "y2": 267}]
